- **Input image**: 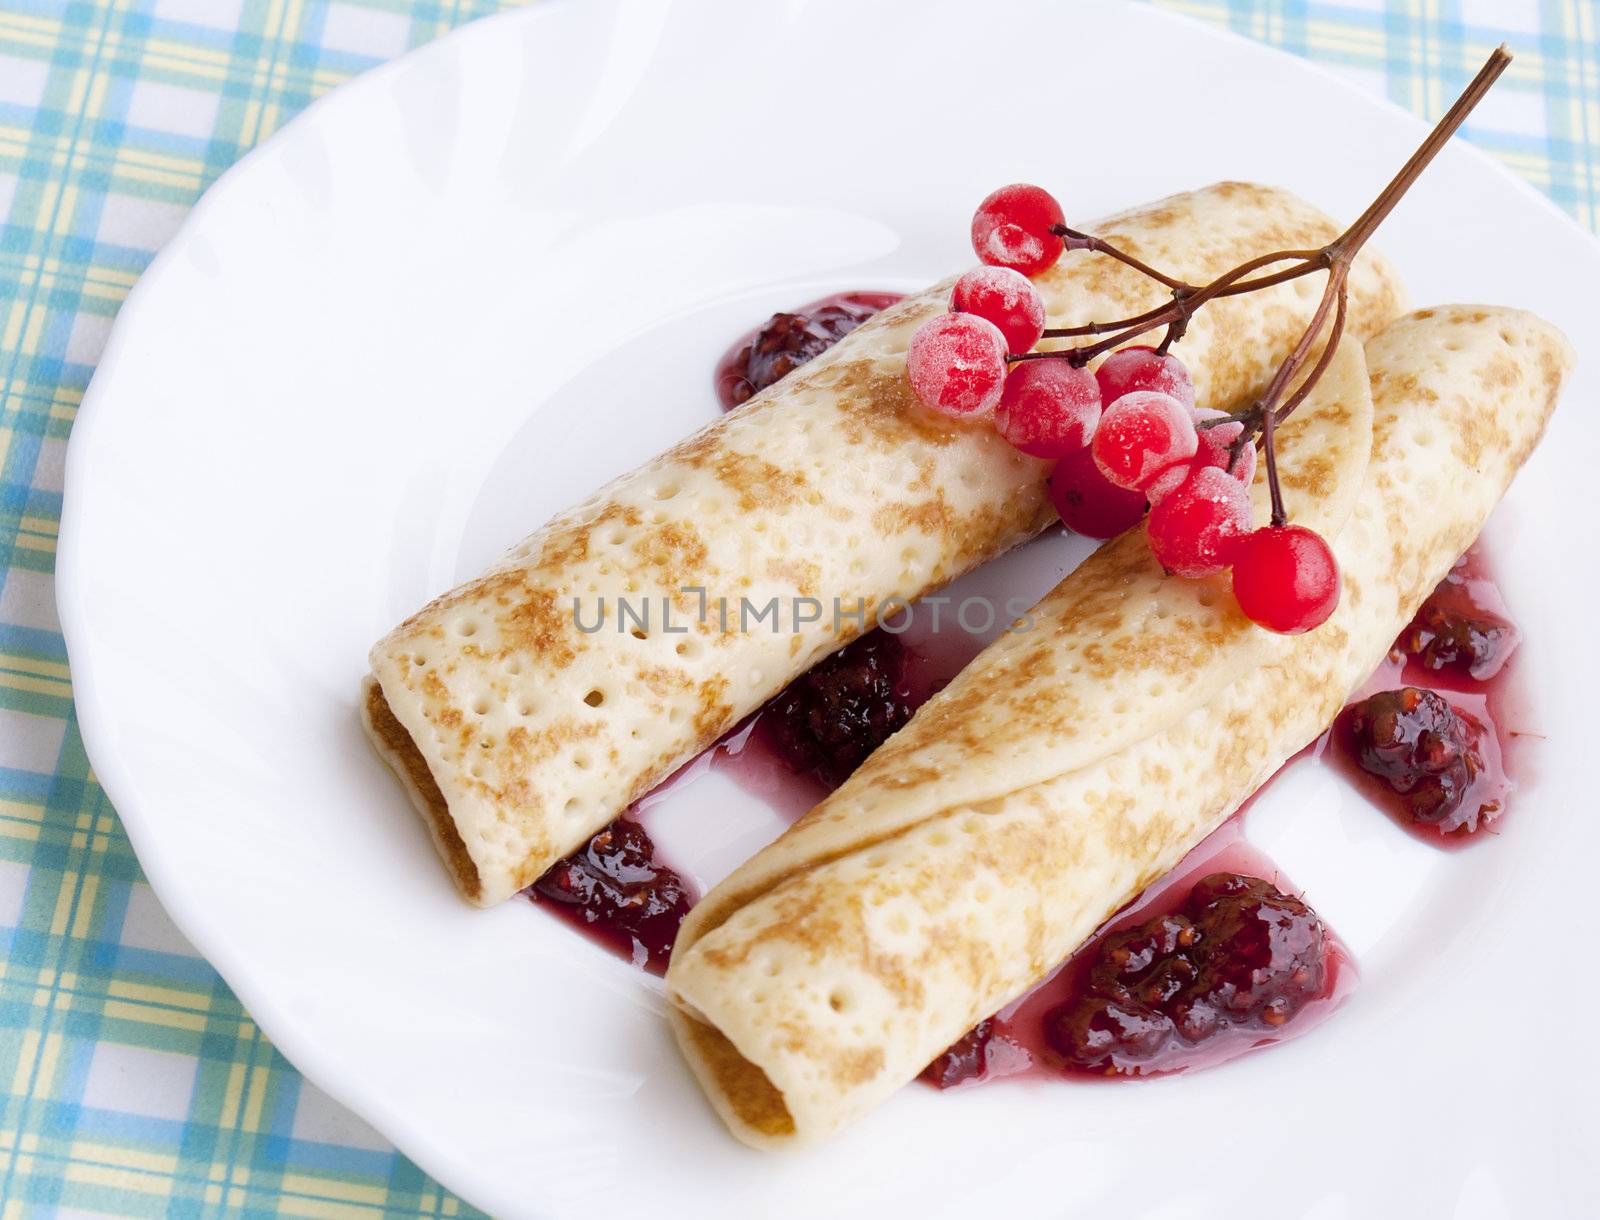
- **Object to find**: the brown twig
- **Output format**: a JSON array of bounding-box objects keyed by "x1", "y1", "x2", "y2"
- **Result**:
[
  {"x1": 1013, "y1": 44, "x2": 1512, "y2": 523},
  {"x1": 1239, "y1": 45, "x2": 1511, "y2": 456},
  {"x1": 1034, "y1": 248, "x2": 1327, "y2": 344},
  {"x1": 1053, "y1": 226, "x2": 1194, "y2": 291}
]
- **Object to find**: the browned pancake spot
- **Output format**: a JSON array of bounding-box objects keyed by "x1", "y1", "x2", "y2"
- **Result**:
[{"x1": 633, "y1": 522, "x2": 710, "y2": 589}]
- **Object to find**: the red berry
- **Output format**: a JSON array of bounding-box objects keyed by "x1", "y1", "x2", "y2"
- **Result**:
[
  {"x1": 1149, "y1": 408, "x2": 1257, "y2": 503},
  {"x1": 1145, "y1": 464, "x2": 1186, "y2": 505},
  {"x1": 1095, "y1": 346, "x2": 1195, "y2": 410},
  {"x1": 1146, "y1": 466, "x2": 1253, "y2": 578},
  {"x1": 951, "y1": 266, "x2": 1046, "y2": 355},
  {"x1": 1191, "y1": 406, "x2": 1257, "y2": 486},
  {"x1": 906, "y1": 313, "x2": 1009, "y2": 418},
  {"x1": 1232, "y1": 525, "x2": 1341, "y2": 634},
  {"x1": 994, "y1": 361, "x2": 1102, "y2": 458},
  {"x1": 1091, "y1": 391, "x2": 1198, "y2": 492},
  {"x1": 1049, "y1": 446, "x2": 1148, "y2": 539},
  {"x1": 970, "y1": 184, "x2": 1066, "y2": 278}
]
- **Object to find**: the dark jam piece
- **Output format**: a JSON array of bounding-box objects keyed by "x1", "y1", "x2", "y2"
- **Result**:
[
  {"x1": 1400, "y1": 603, "x2": 1514, "y2": 680},
  {"x1": 743, "y1": 308, "x2": 863, "y2": 397},
  {"x1": 921, "y1": 1019, "x2": 995, "y2": 1089},
  {"x1": 716, "y1": 292, "x2": 902, "y2": 409},
  {"x1": 763, "y1": 630, "x2": 915, "y2": 787},
  {"x1": 712, "y1": 612, "x2": 981, "y2": 822},
  {"x1": 1398, "y1": 557, "x2": 1518, "y2": 680},
  {"x1": 529, "y1": 818, "x2": 693, "y2": 974},
  {"x1": 1343, "y1": 687, "x2": 1499, "y2": 833},
  {"x1": 919, "y1": 826, "x2": 1351, "y2": 1090},
  {"x1": 1331, "y1": 543, "x2": 1519, "y2": 844},
  {"x1": 1044, "y1": 873, "x2": 1328, "y2": 1077}
]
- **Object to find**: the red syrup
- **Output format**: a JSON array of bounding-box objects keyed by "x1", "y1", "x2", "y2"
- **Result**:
[
  {"x1": 1323, "y1": 542, "x2": 1523, "y2": 846},
  {"x1": 922, "y1": 811, "x2": 1355, "y2": 1090},
  {"x1": 526, "y1": 816, "x2": 696, "y2": 976},
  {"x1": 714, "y1": 291, "x2": 904, "y2": 410}
]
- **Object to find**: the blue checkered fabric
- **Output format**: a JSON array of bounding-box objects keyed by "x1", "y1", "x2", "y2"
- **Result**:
[{"x1": 0, "y1": 0, "x2": 1593, "y2": 1214}]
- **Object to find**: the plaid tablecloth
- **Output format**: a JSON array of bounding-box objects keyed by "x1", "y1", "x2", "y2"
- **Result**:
[{"x1": 1, "y1": 0, "x2": 1594, "y2": 1215}]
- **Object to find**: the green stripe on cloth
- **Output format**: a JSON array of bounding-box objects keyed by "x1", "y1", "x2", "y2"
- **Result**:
[{"x1": 0, "y1": 0, "x2": 1593, "y2": 1215}]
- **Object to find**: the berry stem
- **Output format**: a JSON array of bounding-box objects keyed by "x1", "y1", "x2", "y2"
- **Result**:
[
  {"x1": 1053, "y1": 225, "x2": 1193, "y2": 291},
  {"x1": 1272, "y1": 278, "x2": 1348, "y2": 429},
  {"x1": 1331, "y1": 46, "x2": 1512, "y2": 262},
  {"x1": 1235, "y1": 42, "x2": 1510, "y2": 490},
  {"x1": 1242, "y1": 262, "x2": 1349, "y2": 503},
  {"x1": 1260, "y1": 382, "x2": 1286, "y2": 525},
  {"x1": 1031, "y1": 248, "x2": 1325, "y2": 344},
  {"x1": 1015, "y1": 43, "x2": 1512, "y2": 527}
]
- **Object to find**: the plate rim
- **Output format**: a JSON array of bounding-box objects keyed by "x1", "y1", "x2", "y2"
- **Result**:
[{"x1": 52, "y1": 4, "x2": 1600, "y2": 1215}]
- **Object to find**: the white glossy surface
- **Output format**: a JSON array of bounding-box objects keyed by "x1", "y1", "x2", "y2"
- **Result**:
[{"x1": 57, "y1": 2, "x2": 1600, "y2": 1216}]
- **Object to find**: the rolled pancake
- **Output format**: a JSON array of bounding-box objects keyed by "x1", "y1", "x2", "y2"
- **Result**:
[
  {"x1": 363, "y1": 182, "x2": 1408, "y2": 907},
  {"x1": 665, "y1": 306, "x2": 1573, "y2": 1148}
]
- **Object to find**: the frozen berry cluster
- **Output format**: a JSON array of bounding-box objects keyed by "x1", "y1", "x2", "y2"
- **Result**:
[{"x1": 904, "y1": 184, "x2": 1339, "y2": 634}]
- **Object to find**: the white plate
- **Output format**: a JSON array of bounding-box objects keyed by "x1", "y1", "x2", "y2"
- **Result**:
[{"x1": 57, "y1": 2, "x2": 1600, "y2": 1216}]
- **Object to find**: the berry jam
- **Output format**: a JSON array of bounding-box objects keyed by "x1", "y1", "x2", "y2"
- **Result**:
[
  {"x1": 1396, "y1": 550, "x2": 1520, "y2": 680},
  {"x1": 1327, "y1": 543, "x2": 1521, "y2": 845},
  {"x1": 761, "y1": 630, "x2": 916, "y2": 788},
  {"x1": 716, "y1": 609, "x2": 998, "y2": 812},
  {"x1": 922, "y1": 1019, "x2": 997, "y2": 1089},
  {"x1": 921, "y1": 817, "x2": 1352, "y2": 1089},
  {"x1": 714, "y1": 291, "x2": 903, "y2": 410},
  {"x1": 1045, "y1": 873, "x2": 1328, "y2": 1075},
  {"x1": 527, "y1": 817, "x2": 695, "y2": 975},
  {"x1": 920, "y1": 1017, "x2": 1033, "y2": 1088},
  {"x1": 1340, "y1": 688, "x2": 1503, "y2": 834}
]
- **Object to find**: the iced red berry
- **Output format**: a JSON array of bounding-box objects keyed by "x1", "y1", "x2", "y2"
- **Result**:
[
  {"x1": 906, "y1": 313, "x2": 1009, "y2": 419},
  {"x1": 1148, "y1": 409, "x2": 1256, "y2": 504},
  {"x1": 1091, "y1": 391, "x2": 1198, "y2": 492},
  {"x1": 1231, "y1": 524, "x2": 1340, "y2": 634},
  {"x1": 970, "y1": 184, "x2": 1066, "y2": 278},
  {"x1": 994, "y1": 361, "x2": 1102, "y2": 458},
  {"x1": 1049, "y1": 446, "x2": 1148, "y2": 539},
  {"x1": 1094, "y1": 345, "x2": 1196, "y2": 410},
  {"x1": 1146, "y1": 466, "x2": 1253, "y2": 578},
  {"x1": 1191, "y1": 406, "x2": 1257, "y2": 484},
  {"x1": 951, "y1": 266, "x2": 1046, "y2": 355}
]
